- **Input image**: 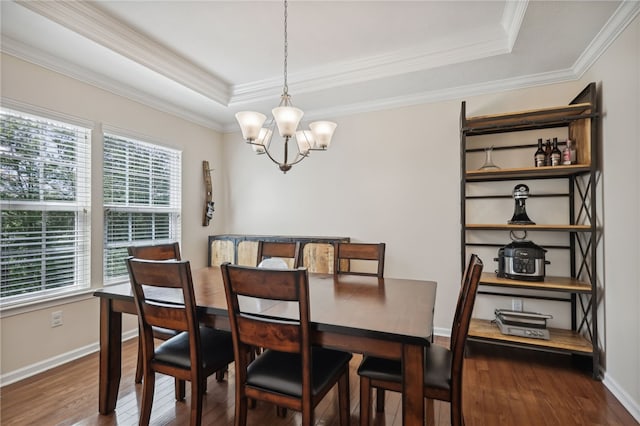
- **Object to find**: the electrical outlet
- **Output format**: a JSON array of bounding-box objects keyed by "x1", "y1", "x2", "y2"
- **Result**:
[
  {"x1": 512, "y1": 298, "x2": 523, "y2": 312},
  {"x1": 51, "y1": 310, "x2": 63, "y2": 327}
]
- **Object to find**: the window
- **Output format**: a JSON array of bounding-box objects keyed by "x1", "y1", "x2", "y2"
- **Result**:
[
  {"x1": 0, "y1": 108, "x2": 91, "y2": 304},
  {"x1": 103, "y1": 133, "x2": 181, "y2": 283}
]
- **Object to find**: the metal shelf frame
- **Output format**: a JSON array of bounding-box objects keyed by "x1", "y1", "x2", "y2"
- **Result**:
[{"x1": 460, "y1": 82, "x2": 601, "y2": 379}]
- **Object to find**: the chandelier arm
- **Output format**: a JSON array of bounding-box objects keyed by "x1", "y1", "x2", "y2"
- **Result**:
[{"x1": 261, "y1": 140, "x2": 308, "y2": 171}]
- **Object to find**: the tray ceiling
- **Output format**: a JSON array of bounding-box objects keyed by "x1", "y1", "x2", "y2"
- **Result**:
[{"x1": 1, "y1": 1, "x2": 638, "y2": 131}]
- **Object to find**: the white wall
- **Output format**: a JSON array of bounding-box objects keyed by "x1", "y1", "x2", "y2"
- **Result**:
[
  {"x1": 581, "y1": 14, "x2": 640, "y2": 419},
  {"x1": 0, "y1": 53, "x2": 225, "y2": 379}
]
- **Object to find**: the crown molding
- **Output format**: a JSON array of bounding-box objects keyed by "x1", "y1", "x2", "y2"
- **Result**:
[
  {"x1": 1, "y1": 37, "x2": 223, "y2": 132},
  {"x1": 230, "y1": 26, "x2": 510, "y2": 105},
  {"x1": 573, "y1": 0, "x2": 640, "y2": 77},
  {"x1": 15, "y1": 0, "x2": 230, "y2": 106},
  {"x1": 501, "y1": 0, "x2": 529, "y2": 49},
  {"x1": 9, "y1": 0, "x2": 636, "y2": 135},
  {"x1": 222, "y1": 68, "x2": 578, "y2": 133},
  {"x1": 231, "y1": 1, "x2": 529, "y2": 105}
]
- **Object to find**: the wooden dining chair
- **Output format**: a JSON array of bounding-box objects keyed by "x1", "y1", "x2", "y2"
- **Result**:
[
  {"x1": 357, "y1": 254, "x2": 483, "y2": 426},
  {"x1": 127, "y1": 243, "x2": 182, "y2": 385},
  {"x1": 256, "y1": 240, "x2": 302, "y2": 269},
  {"x1": 220, "y1": 263, "x2": 352, "y2": 426},
  {"x1": 333, "y1": 242, "x2": 386, "y2": 277},
  {"x1": 126, "y1": 257, "x2": 235, "y2": 426}
]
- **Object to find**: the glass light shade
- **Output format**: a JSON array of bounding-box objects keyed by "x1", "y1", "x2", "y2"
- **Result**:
[
  {"x1": 252, "y1": 128, "x2": 272, "y2": 153},
  {"x1": 295, "y1": 130, "x2": 314, "y2": 154},
  {"x1": 272, "y1": 106, "x2": 304, "y2": 137},
  {"x1": 235, "y1": 111, "x2": 266, "y2": 141},
  {"x1": 309, "y1": 121, "x2": 337, "y2": 148}
]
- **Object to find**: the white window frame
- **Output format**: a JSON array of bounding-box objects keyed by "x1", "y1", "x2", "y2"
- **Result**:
[
  {"x1": 0, "y1": 106, "x2": 91, "y2": 307},
  {"x1": 102, "y1": 131, "x2": 181, "y2": 285}
]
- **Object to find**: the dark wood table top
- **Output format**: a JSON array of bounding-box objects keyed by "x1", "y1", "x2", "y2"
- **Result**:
[{"x1": 95, "y1": 266, "x2": 437, "y2": 346}]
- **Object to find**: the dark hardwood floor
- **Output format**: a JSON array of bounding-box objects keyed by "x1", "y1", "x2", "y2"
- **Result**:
[{"x1": 1, "y1": 336, "x2": 637, "y2": 425}]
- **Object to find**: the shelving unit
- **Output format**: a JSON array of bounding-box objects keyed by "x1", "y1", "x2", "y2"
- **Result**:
[{"x1": 460, "y1": 83, "x2": 601, "y2": 378}]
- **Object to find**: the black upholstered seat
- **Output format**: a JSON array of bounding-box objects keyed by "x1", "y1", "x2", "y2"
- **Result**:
[
  {"x1": 221, "y1": 263, "x2": 352, "y2": 426},
  {"x1": 358, "y1": 344, "x2": 452, "y2": 392},
  {"x1": 246, "y1": 347, "x2": 352, "y2": 397},
  {"x1": 155, "y1": 326, "x2": 234, "y2": 371},
  {"x1": 357, "y1": 254, "x2": 483, "y2": 426},
  {"x1": 127, "y1": 257, "x2": 235, "y2": 426}
]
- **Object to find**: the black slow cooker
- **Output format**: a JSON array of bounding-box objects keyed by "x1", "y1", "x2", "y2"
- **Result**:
[{"x1": 495, "y1": 240, "x2": 549, "y2": 281}]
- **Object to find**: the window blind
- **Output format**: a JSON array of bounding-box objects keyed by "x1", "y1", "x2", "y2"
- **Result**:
[
  {"x1": 103, "y1": 133, "x2": 181, "y2": 283},
  {"x1": 0, "y1": 108, "x2": 91, "y2": 303}
]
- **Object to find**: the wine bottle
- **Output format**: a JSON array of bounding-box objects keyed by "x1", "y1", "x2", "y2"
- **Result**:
[
  {"x1": 534, "y1": 138, "x2": 545, "y2": 167},
  {"x1": 551, "y1": 137, "x2": 561, "y2": 166},
  {"x1": 544, "y1": 139, "x2": 552, "y2": 166},
  {"x1": 563, "y1": 138, "x2": 576, "y2": 165}
]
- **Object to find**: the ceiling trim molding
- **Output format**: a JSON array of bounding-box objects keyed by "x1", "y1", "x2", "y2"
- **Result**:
[
  {"x1": 231, "y1": 0, "x2": 531, "y2": 105},
  {"x1": 501, "y1": 0, "x2": 529, "y2": 50},
  {"x1": 230, "y1": 27, "x2": 510, "y2": 105},
  {"x1": 15, "y1": 0, "x2": 230, "y2": 106},
  {"x1": 223, "y1": 68, "x2": 578, "y2": 133},
  {"x1": 1, "y1": 37, "x2": 223, "y2": 132},
  {"x1": 572, "y1": 0, "x2": 640, "y2": 78}
]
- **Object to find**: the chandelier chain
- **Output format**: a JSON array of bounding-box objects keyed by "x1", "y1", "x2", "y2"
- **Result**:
[
  {"x1": 234, "y1": 0, "x2": 336, "y2": 173},
  {"x1": 283, "y1": 0, "x2": 288, "y2": 96}
]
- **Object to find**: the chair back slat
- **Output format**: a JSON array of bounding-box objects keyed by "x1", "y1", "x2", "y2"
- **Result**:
[
  {"x1": 221, "y1": 262, "x2": 310, "y2": 356},
  {"x1": 229, "y1": 267, "x2": 302, "y2": 301},
  {"x1": 334, "y1": 242, "x2": 386, "y2": 277},
  {"x1": 256, "y1": 241, "x2": 302, "y2": 268},
  {"x1": 126, "y1": 257, "x2": 199, "y2": 341},
  {"x1": 128, "y1": 242, "x2": 181, "y2": 261},
  {"x1": 237, "y1": 315, "x2": 302, "y2": 353}
]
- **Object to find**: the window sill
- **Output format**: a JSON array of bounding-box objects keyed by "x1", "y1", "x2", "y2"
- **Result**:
[{"x1": 0, "y1": 288, "x2": 97, "y2": 318}]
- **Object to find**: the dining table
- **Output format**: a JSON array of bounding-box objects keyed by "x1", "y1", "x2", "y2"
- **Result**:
[{"x1": 94, "y1": 266, "x2": 437, "y2": 425}]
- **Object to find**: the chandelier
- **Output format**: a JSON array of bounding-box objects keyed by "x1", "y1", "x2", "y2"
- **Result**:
[{"x1": 235, "y1": 0, "x2": 337, "y2": 173}]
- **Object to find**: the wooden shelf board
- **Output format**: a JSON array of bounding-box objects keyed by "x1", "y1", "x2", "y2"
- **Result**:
[
  {"x1": 469, "y1": 319, "x2": 593, "y2": 354},
  {"x1": 479, "y1": 272, "x2": 591, "y2": 293},
  {"x1": 464, "y1": 103, "x2": 593, "y2": 132},
  {"x1": 465, "y1": 224, "x2": 592, "y2": 232},
  {"x1": 466, "y1": 164, "x2": 591, "y2": 181}
]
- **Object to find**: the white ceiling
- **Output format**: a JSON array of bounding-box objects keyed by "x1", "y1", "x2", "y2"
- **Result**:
[{"x1": 2, "y1": 1, "x2": 639, "y2": 132}]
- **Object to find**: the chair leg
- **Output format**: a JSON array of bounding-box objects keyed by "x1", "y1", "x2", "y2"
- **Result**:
[
  {"x1": 359, "y1": 376, "x2": 372, "y2": 426},
  {"x1": 139, "y1": 370, "x2": 155, "y2": 426},
  {"x1": 175, "y1": 379, "x2": 186, "y2": 401},
  {"x1": 338, "y1": 370, "x2": 350, "y2": 426},
  {"x1": 450, "y1": 400, "x2": 463, "y2": 426},
  {"x1": 135, "y1": 335, "x2": 143, "y2": 383},
  {"x1": 276, "y1": 406, "x2": 287, "y2": 417},
  {"x1": 215, "y1": 366, "x2": 227, "y2": 382},
  {"x1": 426, "y1": 398, "x2": 435, "y2": 426},
  {"x1": 235, "y1": 396, "x2": 248, "y2": 426},
  {"x1": 376, "y1": 388, "x2": 385, "y2": 413},
  {"x1": 190, "y1": 378, "x2": 204, "y2": 426}
]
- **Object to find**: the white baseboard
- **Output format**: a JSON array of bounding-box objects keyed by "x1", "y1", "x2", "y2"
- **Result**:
[
  {"x1": 0, "y1": 329, "x2": 138, "y2": 387},
  {"x1": 603, "y1": 372, "x2": 640, "y2": 423},
  {"x1": 434, "y1": 327, "x2": 451, "y2": 338}
]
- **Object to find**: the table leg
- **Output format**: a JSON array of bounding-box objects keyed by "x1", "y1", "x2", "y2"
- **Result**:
[
  {"x1": 402, "y1": 343, "x2": 425, "y2": 426},
  {"x1": 99, "y1": 298, "x2": 123, "y2": 414}
]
